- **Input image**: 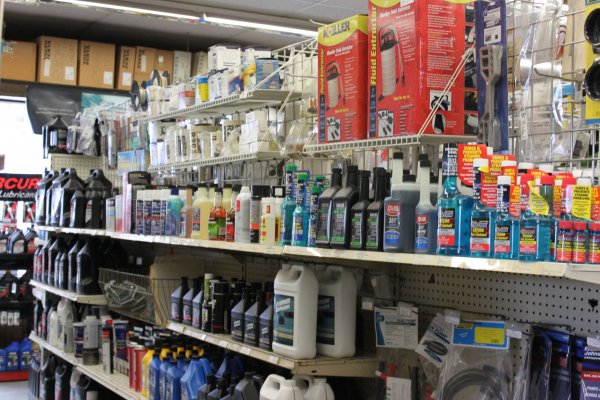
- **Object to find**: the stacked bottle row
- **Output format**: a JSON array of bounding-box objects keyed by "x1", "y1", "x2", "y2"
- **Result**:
[
  {"x1": 32, "y1": 235, "x2": 126, "y2": 295},
  {"x1": 171, "y1": 264, "x2": 357, "y2": 360},
  {"x1": 0, "y1": 338, "x2": 31, "y2": 372},
  {"x1": 34, "y1": 168, "x2": 114, "y2": 229},
  {"x1": 0, "y1": 226, "x2": 37, "y2": 254}
]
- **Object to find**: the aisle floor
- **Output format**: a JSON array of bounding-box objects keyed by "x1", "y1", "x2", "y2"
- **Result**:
[{"x1": 0, "y1": 380, "x2": 28, "y2": 396}]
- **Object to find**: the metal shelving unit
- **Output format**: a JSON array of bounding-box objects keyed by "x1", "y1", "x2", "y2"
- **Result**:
[
  {"x1": 148, "y1": 151, "x2": 283, "y2": 173},
  {"x1": 30, "y1": 280, "x2": 107, "y2": 305},
  {"x1": 167, "y1": 322, "x2": 376, "y2": 378}
]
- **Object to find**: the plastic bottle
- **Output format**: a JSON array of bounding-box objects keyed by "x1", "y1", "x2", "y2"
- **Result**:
[
  {"x1": 199, "y1": 374, "x2": 217, "y2": 400},
  {"x1": 572, "y1": 221, "x2": 588, "y2": 264},
  {"x1": 76, "y1": 375, "x2": 99, "y2": 400},
  {"x1": 273, "y1": 264, "x2": 318, "y2": 359},
  {"x1": 260, "y1": 196, "x2": 277, "y2": 246},
  {"x1": 556, "y1": 220, "x2": 573, "y2": 263},
  {"x1": 259, "y1": 375, "x2": 304, "y2": 400},
  {"x1": 231, "y1": 288, "x2": 251, "y2": 342},
  {"x1": 316, "y1": 266, "x2": 356, "y2": 358},
  {"x1": 181, "y1": 353, "x2": 208, "y2": 400},
  {"x1": 180, "y1": 187, "x2": 194, "y2": 238},
  {"x1": 306, "y1": 177, "x2": 325, "y2": 248},
  {"x1": 47, "y1": 237, "x2": 65, "y2": 286},
  {"x1": 84, "y1": 169, "x2": 113, "y2": 229},
  {"x1": 166, "y1": 188, "x2": 183, "y2": 236},
  {"x1": 364, "y1": 169, "x2": 387, "y2": 251},
  {"x1": 192, "y1": 276, "x2": 206, "y2": 329},
  {"x1": 415, "y1": 159, "x2": 438, "y2": 254},
  {"x1": 167, "y1": 357, "x2": 185, "y2": 400},
  {"x1": 209, "y1": 188, "x2": 227, "y2": 241},
  {"x1": 244, "y1": 290, "x2": 266, "y2": 347},
  {"x1": 437, "y1": 144, "x2": 473, "y2": 255},
  {"x1": 40, "y1": 300, "x2": 52, "y2": 340},
  {"x1": 149, "y1": 351, "x2": 162, "y2": 400},
  {"x1": 234, "y1": 372, "x2": 261, "y2": 400},
  {"x1": 304, "y1": 378, "x2": 334, "y2": 400},
  {"x1": 141, "y1": 345, "x2": 156, "y2": 398},
  {"x1": 76, "y1": 239, "x2": 101, "y2": 295},
  {"x1": 469, "y1": 158, "x2": 496, "y2": 258},
  {"x1": 19, "y1": 338, "x2": 33, "y2": 371},
  {"x1": 202, "y1": 278, "x2": 217, "y2": 332},
  {"x1": 316, "y1": 168, "x2": 343, "y2": 247},
  {"x1": 349, "y1": 171, "x2": 371, "y2": 250},
  {"x1": 5, "y1": 341, "x2": 19, "y2": 371},
  {"x1": 561, "y1": 177, "x2": 577, "y2": 219},
  {"x1": 235, "y1": 186, "x2": 252, "y2": 243},
  {"x1": 208, "y1": 378, "x2": 230, "y2": 400},
  {"x1": 171, "y1": 276, "x2": 189, "y2": 322},
  {"x1": 59, "y1": 169, "x2": 85, "y2": 227},
  {"x1": 382, "y1": 152, "x2": 404, "y2": 252},
  {"x1": 259, "y1": 291, "x2": 274, "y2": 351},
  {"x1": 48, "y1": 305, "x2": 60, "y2": 347},
  {"x1": 67, "y1": 239, "x2": 84, "y2": 292},
  {"x1": 226, "y1": 185, "x2": 241, "y2": 242},
  {"x1": 279, "y1": 166, "x2": 298, "y2": 246},
  {"x1": 82, "y1": 314, "x2": 99, "y2": 365},
  {"x1": 183, "y1": 277, "x2": 201, "y2": 326},
  {"x1": 49, "y1": 168, "x2": 72, "y2": 226},
  {"x1": 211, "y1": 281, "x2": 230, "y2": 334},
  {"x1": 68, "y1": 367, "x2": 81, "y2": 400},
  {"x1": 330, "y1": 166, "x2": 359, "y2": 248},
  {"x1": 57, "y1": 298, "x2": 73, "y2": 352},
  {"x1": 493, "y1": 175, "x2": 519, "y2": 259},
  {"x1": 160, "y1": 352, "x2": 175, "y2": 400},
  {"x1": 54, "y1": 364, "x2": 71, "y2": 400},
  {"x1": 250, "y1": 186, "x2": 266, "y2": 244},
  {"x1": 35, "y1": 170, "x2": 57, "y2": 225},
  {"x1": 39, "y1": 355, "x2": 56, "y2": 400},
  {"x1": 192, "y1": 185, "x2": 212, "y2": 240},
  {"x1": 590, "y1": 223, "x2": 600, "y2": 264},
  {"x1": 291, "y1": 174, "x2": 309, "y2": 247}
]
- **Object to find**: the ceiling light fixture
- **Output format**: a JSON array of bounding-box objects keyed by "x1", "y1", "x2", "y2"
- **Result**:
[
  {"x1": 52, "y1": 0, "x2": 200, "y2": 21},
  {"x1": 202, "y1": 14, "x2": 317, "y2": 38}
]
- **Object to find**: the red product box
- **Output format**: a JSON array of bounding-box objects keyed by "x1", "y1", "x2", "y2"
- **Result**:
[
  {"x1": 318, "y1": 15, "x2": 369, "y2": 143},
  {"x1": 368, "y1": 0, "x2": 469, "y2": 137}
]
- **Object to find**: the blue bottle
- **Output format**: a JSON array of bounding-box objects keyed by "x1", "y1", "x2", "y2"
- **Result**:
[
  {"x1": 166, "y1": 188, "x2": 183, "y2": 236},
  {"x1": 19, "y1": 338, "x2": 32, "y2": 370},
  {"x1": 149, "y1": 351, "x2": 162, "y2": 400},
  {"x1": 291, "y1": 174, "x2": 309, "y2": 247},
  {"x1": 160, "y1": 352, "x2": 174, "y2": 400},
  {"x1": 307, "y1": 176, "x2": 325, "y2": 247},
  {"x1": 181, "y1": 353, "x2": 208, "y2": 400},
  {"x1": 279, "y1": 165, "x2": 298, "y2": 245},
  {"x1": 166, "y1": 358, "x2": 184, "y2": 400},
  {"x1": 5, "y1": 341, "x2": 19, "y2": 371},
  {"x1": 469, "y1": 158, "x2": 496, "y2": 258},
  {"x1": 437, "y1": 144, "x2": 473, "y2": 255},
  {"x1": 540, "y1": 176, "x2": 559, "y2": 262},
  {"x1": 415, "y1": 159, "x2": 438, "y2": 254},
  {"x1": 494, "y1": 175, "x2": 519, "y2": 259},
  {"x1": 519, "y1": 174, "x2": 552, "y2": 261},
  {"x1": 177, "y1": 352, "x2": 188, "y2": 374}
]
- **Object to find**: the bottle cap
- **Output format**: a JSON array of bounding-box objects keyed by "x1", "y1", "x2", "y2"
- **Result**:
[
  {"x1": 497, "y1": 176, "x2": 511, "y2": 186},
  {"x1": 473, "y1": 158, "x2": 489, "y2": 168},
  {"x1": 518, "y1": 162, "x2": 534, "y2": 171},
  {"x1": 540, "y1": 176, "x2": 555, "y2": 185},
  {"x1": 501, "y1": 160, "x2": 517, "y2": 167},
  {"x1": 590, "y1": 222, "x2": 600, "y2": 232},
  {"x1": 573, "y1": 221, "x2": 588, "y2": 231},
  {"x1": 286, "y1": 165, "x2": 298, "y2": 172},
  {"x1": 538, "y1": 164, "x2": 554, "y2": 174},
  {"x1": 419, "y1": 160, "x2": 432, "y2": 168},
  {"x1": 558, "y1": 220, "x2": 573, "y2": 230}
]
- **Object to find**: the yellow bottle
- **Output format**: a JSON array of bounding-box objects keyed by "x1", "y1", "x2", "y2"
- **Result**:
[
  {"x1": 141, "y1": 345, "x2": 155, "y2": 397},
  {"x1": 191, "y1": 186, "x2": 212, "y2": 240}
]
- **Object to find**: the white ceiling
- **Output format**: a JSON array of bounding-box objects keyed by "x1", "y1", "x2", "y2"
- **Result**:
[{"x1": 4, "y1": 0, "x2": 367, "y2": 51}]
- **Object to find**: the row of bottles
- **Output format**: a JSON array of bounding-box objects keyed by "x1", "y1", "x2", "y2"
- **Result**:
[
  {"x1": 0, "y1": 269, "x2": 32, "y2": 302},
  {"x1": 0, "y1": 226, "x2": 37, "y2": 254},
  {"x1": 0, "y1": 338, "x2": 32, "y2": 371},
  {"x1": 35, "y1": 168, "x2": 113, "y2": 229},
  {"x1": 171, "y1": 264, "x2": 357, "y2": 360}
]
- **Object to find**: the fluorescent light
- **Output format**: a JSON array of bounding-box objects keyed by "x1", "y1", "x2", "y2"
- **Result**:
[
  {"x1": 52, "y1": 0, "x2": 199, "y2": 20},
  {"x1": 203, "y1": 14, "x2": 317, "y2": 37}
]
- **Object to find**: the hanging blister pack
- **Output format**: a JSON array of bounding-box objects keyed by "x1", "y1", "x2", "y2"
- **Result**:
[{"x1": 374, "y1": 302, "x2": 418, "y2": 349}]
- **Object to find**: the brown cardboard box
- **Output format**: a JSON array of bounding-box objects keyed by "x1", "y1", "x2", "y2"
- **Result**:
[
  {"x1": 78, "y1": 41, "x2": 116, "y2": 89},
  {"x1": 154, "y1": 49, "x2": 174, "y2": 83},
  {"x1": 36, "y1": 36, "x2": 78, "y2": 85},
  {"x1": 133, "y1": 46, "x2": 156, "y2": 83},
  {"x1": 1, "y1": 41, "x2": 36, "y2": 81},
  {"x1": 116, "y1": 46, "x2": 135, "y2": 90}
]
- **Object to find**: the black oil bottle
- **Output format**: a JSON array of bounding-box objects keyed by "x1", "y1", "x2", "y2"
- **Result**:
[
  {"x1": 244, "y1": 290, "x2": 266, "y2": 347},
  {"x1": 40, "y1": 237, "x2": 55, "y2": 282},
  {"x1": 68, "y1": 239, "x2": 84, "y2": 292},
  {"x1": 170, "y1": 276, "x2": 189, "y2": 323},
  {"x1": 211, "y1": 282, "x2": 230, "y2": 334},
  {"x1": 69, "y1": 187, "x2": 86, "y2": 229},
  {"x1": 85, "y1": 169, "x2": 113, "y2": 229},
  {"x1": 259, "y1": 285, "x2": 274, "y2": 351},
  {"x1": 76, "y1": 239, "x2": 101, "y2": 295},
  {"x1": 53, "y1": 246, "x2": 66, "y2": 288},
  {"x1": 365, "y1": 169, "x2": 387, "y2": 251},
  {"x1": 349, "y1": 171, "x2": 372, "y2": 250},
  {"x1": 58, "y1": 239, "x2": 76, "y2": 290},
  {"x1": 192, "y1": 276, "x2": 205, "y2": 329},
  {"x1": 330, "y1": 165, "x2": 359, "y2": 248},
  {"x1": 49, "y1": 169, "x2": 71, "y2": 226},
  {"x1": 183, "y1": 277, "x2": 201, "y2": 326},
  {"x1": 59, "y1": 169, "x2": 85, "y2": 227},
  {"x1": 231, "y1": 287, "x2": 251, "y2": 342},
  {"x1": 47, "y1": 237, "x2": 65, "y2": 286},
  {"x1": 35, "y1": 170, "x2": 57, "y2": 225},
  {"x1": 316, "y1": 168, "x2": 343, "y2": 248}
]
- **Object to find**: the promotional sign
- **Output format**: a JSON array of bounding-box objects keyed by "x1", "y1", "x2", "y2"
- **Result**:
[{"x1": 0, "y1": 174, "x2": 41, "y2": 201}]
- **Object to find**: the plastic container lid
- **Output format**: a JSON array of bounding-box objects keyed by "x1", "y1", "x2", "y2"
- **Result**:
[
  {"x1": 497, "y1": 176, "x2": 511, "y2": 186},
  {"x1": 577, "y1": 178, "x2": 592, "y2": 186},
  {"x1": 473, "y1": 158, "x2": 489, "y2": 168},
  {"x1": 558, "y1": 220, "x2": 573, "y2": 230},
  {"x1": 590, "y1": 222, "x2": 600, "y2": 232},
  {"x1": 501, "y1": 160, "x2": 517, "y2": 167},
  {"x1": 540, "y1": 176, "x2": 555, "y2": 185},
  {"x1": 518, "y1": 162, "x2": 534, "y2": 171},
  {"x1": 538, "y1": 164, "x2": 554, "y2": 174},
  {"x1": 573, "y1": 221, "x2": 588, "y2": 231},
  {"x1": 520, "y1": 174, "x2": 535, "y2": 184}
]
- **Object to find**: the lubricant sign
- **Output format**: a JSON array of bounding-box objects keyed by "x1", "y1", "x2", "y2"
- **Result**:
[{"x1": 0, "y1": 174, "x2": 41, "y2": 200}]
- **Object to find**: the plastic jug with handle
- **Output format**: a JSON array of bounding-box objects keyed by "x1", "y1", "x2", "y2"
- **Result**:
[
  {"x1": 259, "y1": 375, "x2": 304, "y2": 400},
  {"x1": 305, "y1": 378, "x2": 334, "y2": 400}
]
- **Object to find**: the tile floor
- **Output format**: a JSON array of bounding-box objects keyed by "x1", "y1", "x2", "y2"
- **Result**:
[{"x1": 0, "y1": 380, "x2": 28, "y2": 396}]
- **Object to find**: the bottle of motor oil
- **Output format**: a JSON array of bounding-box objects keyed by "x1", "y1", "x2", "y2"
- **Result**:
[
  {"x1": 67, "y1": 239, "x2": 84, "y2": 292},
  {"x1": 35, "y1": 170, "x2": 57, "y2": 225},
  {"x1": 192, "y1": 275, "x2": 206, "y2": 329},
  {"x1": 316, "y1": 168, "x2": 343, "y2": 247},
  {"x1": 76, "y1": 239, "x2": 101, "y2": 295},
  {"x1": 49, "y1": 169, "x2": 72, "y2": 226},
  {"x1": 7, "y1": 229, "x2": 25, "y2": 254},
  {"x1": 330, "y1": 166, "x2": 359, "y2": 248},
  {"x1": 24, "y1": 228, "x2": 38, "y2": 254},
  {"x1": 40, "y1": 237, "x2": 55, "y2": 283},
  {"x1": 183, "y1": 277, "x2": 201, "y2": 326},
  {"x1": 280, "y1": 165, "x2": 298, "y2": 246},
  {"x1": 47, "y1": 237, "x2": 65, "y2": 286},
  {"x1": 231, "y1": 287, "x2": 251, "y2": 342},
  {"x1": 69, "y1": 187, "x2": 86, "y2": 229},
  {"x1": 383, "y1": 152, "x2": 404, "y2": 252},
  {"x1": 39, "y1": 355, "x2": 56, "y2": 400},
  {"x1": 56, "y1": 243, "x2": 69, "y2": 289},
  {"x1": 202, "y1": 278, "x2": 217, "y2": 332},
  {"x1": 59, "y1": 169, "x2": 85, "y2": 227},
  {"x1": 259, "y1": 291, "x2": 274, "y2": 351},
  {"x1": 415, "y1": 159, "x2": 438, "y2": 254},
  {"x1": 85, "y1": 169, "x2": 112, "y2": 229},
  {"x1": 54, "y1": 363, "x2": 71, "y2": 400},
  {"x1": 307, "y1": 177, "x2": 325, "y2": 247},
  {"x1": 198, "y1": 374, "x2": 216, "y2": 400},
  {"x1": 226, "y1": 185, "x2": 241, "y2": 242},
  {"x1": 171, "y1": 276, "x2": 189, "y2": 323},
  {"x1": 211, "y1": 282, "x2": 230, "y2": 334},
  {"x1": 364, "y1": 170, "x2": 387, "y2": 251},
  {"x1": 349, "y1": 171, "x2": 372, "y2": 250},
  {"x1": 243, "y1": 290, "x2": 265, "y2": 347},
  {"x1": 45, "y1": 169, "x2": 64, "y2": 226}
]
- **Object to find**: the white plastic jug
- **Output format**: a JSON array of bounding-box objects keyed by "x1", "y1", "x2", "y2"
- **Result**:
[
  {"x1": 316, "y1": 266, "x2": 357, "y2": 358},
  {"x1": 292, "y1": 375, "x2": 313, "y2": 397},
  {"x1": 273, "y1": 264, "x2": 319, "y2": 359},
  {"x1": 305, "y1": 378, "x2": 334, "y2": 400},
  {"x1": 259, "y1": 375, "x2": 304, "y2": 400}
]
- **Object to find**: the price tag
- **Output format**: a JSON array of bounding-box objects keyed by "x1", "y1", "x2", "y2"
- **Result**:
[
  {"x1": 219, "y1": 340, "x2": 229, "y2": 349},
  {"x1": 199, "y1": 334, "x2": 206, "y2": 341},
  {"x1": 268, "y1": 355, "x2": 279, "y2": 364},
  {"x1": 588, "y1": 337, "x2": 600, "y2": 349},
  {"x1": 506, "y1": 329, "x2": 522, "y2": 339},
  {"x1": 240, "y1": 347, "x2": 252, "y2": 355},
  {"x1": 444, "y1": 309, "x2": 461, "y2": 325}
]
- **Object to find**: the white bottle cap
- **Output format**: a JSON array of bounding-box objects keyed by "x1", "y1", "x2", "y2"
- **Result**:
[
  {"x1": 535, "y1": 178, "x2": 541, "y2": 186},
  {"x1": 538, "y1": 164, "x2": 554, "y2": 174},
  {"x1": 473, "y1": 158, "x2": 489, "y2": 168},
  {"x1": 497, "y1": 176, "x2": 511, "y2": 186},
  {"x1": 555, "y1": 179, "x2": 562, "y2": 187},
  {"x1": 577, "y1": 177, "x2": 592, "y2": 186},
  {"x1": 518, "y1": 162, "x2": 534, "y2": 171},
  {"x1": 487, "y1": 147, "x2": 493, "y2": 155},
  {"x1": 501, "y1": 160, "x2": 517, "y2": 167}
]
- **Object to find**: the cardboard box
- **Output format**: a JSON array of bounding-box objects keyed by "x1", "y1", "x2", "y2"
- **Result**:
[
  {"x1": 116, "y1": 46, "x2": 135, "y2": 90},
  {"x1": 133, "y1": 46, "x2": 156, "y2": 83},
  {"x1": 78, "y1": 41, "x2": 115, "y2": 89},
  {"x1": 1, "y1": 41, "x2": 36, "y2": 81},
  {"x1": 191, "y1": 51, "x2": 208, "y2": 76},
  {"x1": 368, "y1": 1, "x2": 468, "y2": 137},
  {"x1": 36, "y1": 36, "x2": 78, "y2": 85},
  {"x1": 208, "y1": 44, "x2": 241, "y2": 71},
  {"x1": 154, "y1": 49, "x2": 174, "y2": 82},
  {"x1": 242, "y1": 59, "x2": 281, "y2": 91},
  {"x1": 173, "y1": 51, "x2": 192, "y2": 83},
  {"x1": 318, "y1": 15, "x2": 368, "y2": 143}
]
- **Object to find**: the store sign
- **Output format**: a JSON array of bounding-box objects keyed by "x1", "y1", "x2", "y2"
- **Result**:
[{"x1": 0, "y1": 173, "x2": 41, "y2": 200}]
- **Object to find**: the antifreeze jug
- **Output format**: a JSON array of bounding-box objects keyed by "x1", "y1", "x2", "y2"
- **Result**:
[
  {"x1": 259, "y1": 375, "x2": 304, "y2": 400},
  {"x1": 272, "y1": 264, "x2": 319, "y2": 359}
]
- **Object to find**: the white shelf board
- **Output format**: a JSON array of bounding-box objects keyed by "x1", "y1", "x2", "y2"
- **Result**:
[
  {"x1": 167, "y1": 322, "x2": 376, "y2": 377},
  {"x1": 30, "y1": 280, "x2": 107, "y2": 305},
  {"x1": 30, "y1": 334, "x2": 144, "y2": 400}
]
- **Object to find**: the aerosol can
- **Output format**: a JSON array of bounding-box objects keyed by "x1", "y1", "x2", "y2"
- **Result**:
[
  {"x1": 326, "y1": 61, "x2": 345, "y2": 110},
  {"x1": 378, "y1": 24, "x2": 404, "y2": 101}
]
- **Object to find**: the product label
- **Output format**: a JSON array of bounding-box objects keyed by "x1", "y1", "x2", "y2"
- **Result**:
[
  {"x1": 316, "y1": 203, "x2": 330, "y2": 242},
  {"x1": 350, "y1": 212, "x2": 363, "y2": 248},
  {"x1": 444, "y1": 146, "x2": 459, "y2": 179},
  {"x1": 192, "y1": 208, "x2": 201, "y2": 233},
  {"x1": 573, "y1": 185, "x2": 592, "y2": 220},
  {"x1": 245, "y1": 320, "x2": 257, "y2": 344},
  {"x1": 273, "y1": 294, "x2": 294, "y2": 346},
  {"x1": 317, "y1": 295, "x2": 335, "y2": 345},
  {"x1": 183, "y1": 304, "x2": 193, "y2": 324},
  {"x1": 171, "y1": 301, "x2": 180, "y2": 321},
  {"x1": 330, "y1": 202, "x2": 346, "y2": 243},
  {"x1": 438, "y1": 208, "x2": 456, "y2": 247},
  {"x1": 415, "y1": 214, "x2": 429, "y2": 251},
  {"x1": 6, "y1": 350, "x2": 17, "y2": 369},
  {"x1": 149, "y1": 370, "x2": 157, "y2": 400},
  {"x1": 494, "y1": 223, "x2": 511, "y2": 254},
  {"x1": 556, "y1": 231, "x2": 573, "y2": 263},
  {"x1": 180, "y1": 211, "x2": 188, "y2": 238},
  {"x1": 458, "y1": 144, "x2": 486, "y2": 186},
  {"x1": 470, "y1": 217, "x2": 491, "y2": 253},
  {"x1": 383, "y1": 203, "x2": 401, "y2": 248},
  {"x1": 293, "y1": 214, "x2": 304, "y2": 243},
  {"x1": 365, "y1": 212, "x2": 380, "y2": 249},
  {"x1": 165, "y1": 379, "x2": 173, "y2": 400},
  {"x1": 231, "y1": 315, "x2": 244, "y2": 341},
  {"x1": 589, "y1": 234, "x2": 600, "y2": 264},
  {"x1": 593, "y1": 187, "x2": 600, "y2": 221},
  {"x1": 519, "y1": 226, "x2": 537, "y2": 254},
  {"x1": 192, "y1": 304, "x2": 201, "y2": 328},
  {"x1": 509, "y1": 185, "x2": 521, "y2": 218},
  {"x1": 250, "y1": 201, "x2": 261, "y2": 243},
  {"x1": 573, "y1": 232, "x2": 588, "y2": 263},
  {"x1": 152, "y1": 199, "x2": 162, "y2": 235},
  {"x1": 553, "y1": 186, "x2": 562, "y2": 218},
  {"x1": 259, "y1": 320, "x2": 272, "y2": 350},
  {"x1": 529, "y1": 182, "x2": 549, "y2": 216},
  {"x1": 208, "y1": 216, "x2": 226, "y2": 241}
]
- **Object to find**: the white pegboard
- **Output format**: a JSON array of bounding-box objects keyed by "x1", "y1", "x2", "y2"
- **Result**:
[{"x1": 49, "y1": 153, "x2": 121, "y2": 190}]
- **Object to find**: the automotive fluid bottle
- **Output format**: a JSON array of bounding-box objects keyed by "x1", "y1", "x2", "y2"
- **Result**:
[
  {"x1": 494, "y1": 176, "x2": 519, "y2": 259},
  {"x1": 291, "y1": 174, "x2": 309, "y2": 247},
  {"x1": 166, "y1": 358, "x2": 184, "y2": 400},
  {"x1": 259, "y1": 197, "x2": 277, "y2": 246},
  {"x1": 59, "y1": 169, "x2": 85, "y2": 227},
  {"x1": 280, "y1": 165, "x2": 298, "y2": 245},
  {"x1": 234, "y1": 372, "x2": 260, "y2": 400},
  {"x1": 210, "y1": 282, "x2": 230, "y2": 334},
  {"x1": 194, "y1": 185, "x2": 213, "y2": 241},
  {"x1": 415, "y1": 159, "x2": 438, "y2": 254},
  {"x1": 365, "y1": 169, "x2": 387, "y2": 251},
  {"x1": 349, "y1": 171, "x2": 371, "y2": 250},
  {"x1": 192, "y1": 277, "x2": 205, "y2": 329},
  {"x1": 519, "y1": 174, "x2": 541, "y2": 261},
  {"x1": 250, "y1": 186, "x2": 267, "y2": 244},
  {"x1": 149, "y1": 351, "x2": 161, "y2": 400},
  {"x1": 231, "y1": 288, "x2": 251, "y2": 342},
  {"x1": 171, "y1": 277, "x2": 189, "y2": 323},
  {"x1": 166, "y1": 188, "x2": 183, "y2": 236},
  {"x1": 226, "y1": 185, "x2": 241, "y2": 242},
  {"x1": 183, "y1": 277, "x2": 201, "y2": 326},
  {"x1": 259, "y1": 291, "x2": 274, "y2": 351},
  {"x1": 235, "y1": 186, "x2": 252, "y2": 243},
  {"x1": 181, "y1": 353, "x2": 207, "y2": 400},
  {"x1": 76, "y1": 239, "x2": 101, "y2": 295},
  {"x1": 383, "y1": 152, "x2": 404, "y2": 252},
  {"x1": 330, "y1": 166, "x2": 359, "y2": 248},
  {"x1": 67, "y1": 239, "x2": 84, "y2": 292},
  {"x1": 244, "y1": 290, "x2": 266, "y2": 347},
  {"x1": 315, "y1": 168, "x2": 343, "y2": 248},
  {"x1": 49, "y1": 169, "x2": 71, "y2": 226},
  {"x1": 85, "y1": 169, "x2": 112, "y2": 229},
  {"x1": 307, "y1": 176, "x2": 325, "y2": 247},
  {"x1": 35, "y1": 170, "x2": 57, "y2": 225},
  {"x1": 47, "y1": 237, "x2": 65, "y2": 286},
  {"x1": 198, "y1": 374, "x2": 216, "y2": 400},
  {"x1": 209, "y1": 188, "x2": 227, "y2": 241},
  {"x1": 469, "y1": 158, "x2": 496, "y2": 258}
]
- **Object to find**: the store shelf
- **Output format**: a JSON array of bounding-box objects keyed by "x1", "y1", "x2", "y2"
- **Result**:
[
  {"x1": 30, "y1": 334, "x2": 144, "y2": 400},
  {"x1": 30, "y1": 280, "x2": 107, "y2": 305},
  {"x1": 167, "y1": 322, "x2": 376, "y2": 377},
  {"x1": 303, "y1": 134, "x2": 477, "y2": 155},
  {"x1": 140, "y1": 89, "x2": 302, "y2": 122},
  {"x1": 148, "y1": 151, "x2": 283, "y2": 173}
]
